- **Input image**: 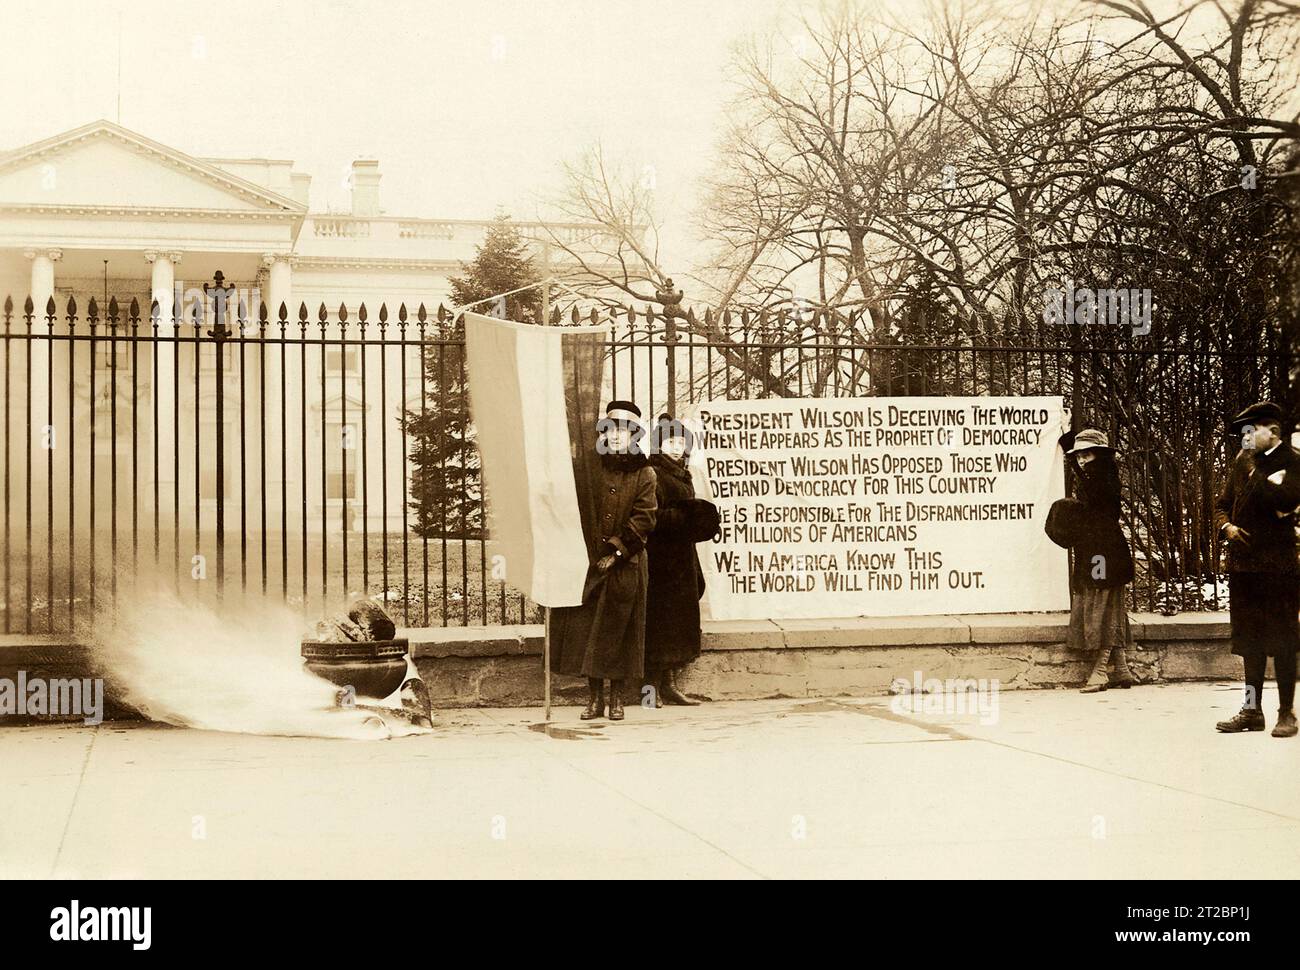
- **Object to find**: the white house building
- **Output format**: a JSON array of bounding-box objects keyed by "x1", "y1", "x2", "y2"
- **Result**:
[{"x1": 0, "y1": 119, "x2": 606, "y2": 608}]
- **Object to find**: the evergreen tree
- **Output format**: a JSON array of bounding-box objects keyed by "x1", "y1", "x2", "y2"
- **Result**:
[{"x1": 405, "y1": 214, "x2": 540, "y2": 538}]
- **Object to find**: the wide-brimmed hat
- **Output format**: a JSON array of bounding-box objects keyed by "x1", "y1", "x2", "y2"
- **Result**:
[
  {"x1": 1067, "y1": 428, "x2": 1115, "y2": 454},
  {"x1": 1229, "y1": 400, "x2": 1286, "y2": 429}
]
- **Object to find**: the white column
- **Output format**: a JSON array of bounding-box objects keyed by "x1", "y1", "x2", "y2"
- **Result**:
[
  {"x1": 264, "y1": 253, "x2": 293, "y2": 322},
  {"x1": 261, "y1": 254, "x2": 294, "y2": 531},
  {"x1": 147, "y1": 251, "x2": 182, "y2": 566},
  {"x1": 147, "y1": 249, "x2": 180, "y2": 325},
  {"x1": 22, "y1": 249, "x2": 60, "y2": 552},
  {"x1": 24, "y1": 248, "x2": 61, "y2": 332}
]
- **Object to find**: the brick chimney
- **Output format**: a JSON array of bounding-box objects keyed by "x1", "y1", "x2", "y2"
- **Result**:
[{"x1": 350, "y1": 159, "x2": 381, "y2": 216}]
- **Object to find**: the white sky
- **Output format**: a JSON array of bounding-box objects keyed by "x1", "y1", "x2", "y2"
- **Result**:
[
  {"x1": 2, "y1": 0, "x2": 1257, "y2": 279},
  {"x1": 0, "y1": 0, "x2": 824, "y2": 269}
]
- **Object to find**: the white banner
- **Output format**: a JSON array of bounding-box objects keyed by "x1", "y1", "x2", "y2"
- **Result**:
[
  {"x1": 685, "y1": 396, "x2": 1070, "y2": 620},
  {"x1": 464, "y1": 313, "x2": 604, "y2": 607}
]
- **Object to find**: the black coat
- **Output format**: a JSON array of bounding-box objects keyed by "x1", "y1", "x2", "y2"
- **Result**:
[
  {"x1": 1213, "y1": 442, "x2": 1300, "y2": 575},
  {"x1": 549, "y1": 453, "x2": 657, "y2": 680},
  {"x1": 644, "y1": 454, "x2": 707, "y2": 671},
  {"x1": 1069, "y1": 455, "x2": 1134, "y2": 591}
]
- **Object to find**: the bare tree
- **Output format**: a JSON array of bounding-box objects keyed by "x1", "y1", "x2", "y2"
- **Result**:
[
  {"x1": 545, "y1": 0, "x2": 1299, "y2": 605},
  {"x1": 543, "y1": 143, "x2": 666, "y2": 306}
]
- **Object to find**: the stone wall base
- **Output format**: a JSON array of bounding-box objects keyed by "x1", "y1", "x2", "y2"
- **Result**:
[
  {"x1": 408, "y1": 612, "x2": 1240, "y2": 707},
  {"x1": 0, "y1": 612, "x2": 1244, "y2": 719}
]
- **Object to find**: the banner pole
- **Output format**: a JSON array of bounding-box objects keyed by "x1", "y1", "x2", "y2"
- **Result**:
[
  {"x1": 541, "y1": 263, "x2": 553, "y2": 724},
  {"x1": 544, "y1": 607, "x2": 552, "y2": 722}
]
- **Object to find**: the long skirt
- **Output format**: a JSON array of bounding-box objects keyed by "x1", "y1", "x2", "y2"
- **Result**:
[
  {"x1": 1067, "y1": 585, "x2": 1133, "y2": 653},
  {"x1": 549, "y1": 558, "x2": 648, "y2": 681},
  {"x1": 1228, "y1": 572, "x2": 1299, "y2": 660}
]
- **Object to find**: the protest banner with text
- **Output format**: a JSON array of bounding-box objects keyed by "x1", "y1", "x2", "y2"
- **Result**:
[{"x1": 684, "y1": 397, "x2": 1070, "y2": 620}]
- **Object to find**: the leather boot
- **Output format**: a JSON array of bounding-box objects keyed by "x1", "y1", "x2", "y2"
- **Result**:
[
  {"x1": 1272, "y1": 710, "x2": 1298, "y2": 738},
  {"x1": 1216, "y1": 707, "x2": 1266, "y2": 733},
  {"x1": 580, "y1": 678, "x2": 604, "y2": 720},
  {"x1": 608, "y1": 680, "x2": 625, "y2": 721},
  {"x1": 643, "y1": 671, "x2": 663, "y2": 709},
  {"x1": 661, "y1": 667, "x2": 699, "y2": 706},
  {"x1": 1108, "y1": 647, "x2": 1137, "y2": 688},
  {"x1": 1079, "y1": 649, "x2": 1109, "y2": 693}
]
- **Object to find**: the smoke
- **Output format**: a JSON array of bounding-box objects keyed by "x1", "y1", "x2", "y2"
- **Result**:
[{"x1": 83, "y1": 582, "x2": 423, "y2": 740}]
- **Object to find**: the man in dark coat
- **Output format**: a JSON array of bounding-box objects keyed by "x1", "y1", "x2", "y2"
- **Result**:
[
  {"x1": 549, "y1": 401, "x2": 657, "y2": 721},
  {"x1": 1213, "y1": 401, "x2": 1300, "y2": 737},
  {"x1": 644, "y1": 414, "x2": 713, "y2": 707}
]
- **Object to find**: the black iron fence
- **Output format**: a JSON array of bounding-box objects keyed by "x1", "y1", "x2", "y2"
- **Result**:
[
  {"x1": 1, "y1": 292, "x2": 484, "y2": 633},
  {"x1": 0, "y1": 294, "x2": 1290, "y2": 633},
  {"x1": 605, "y1": 304, "x2": 1293, "y2": 615}
]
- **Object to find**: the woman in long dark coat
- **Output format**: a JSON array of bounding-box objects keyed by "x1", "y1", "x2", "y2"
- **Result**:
[
  {"x1": 1063, "y1": 429, "x2": 1136, "y2": 693},
  {"x1": 549, "y1": 401, "x2": 657, "y2": 721},
  {"x1": 644, "y1": 414, "x2": 711, "y2": 706}
]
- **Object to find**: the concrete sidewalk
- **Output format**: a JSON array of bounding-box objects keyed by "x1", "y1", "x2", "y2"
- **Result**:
[{"x1": 2, "y1": 682, "x2": 1298, "y2": 879}]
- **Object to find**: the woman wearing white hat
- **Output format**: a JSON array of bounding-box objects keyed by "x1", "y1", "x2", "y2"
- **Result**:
[{"x1": 1062, "y1": 429, "x2": 1137, "y2": 692}]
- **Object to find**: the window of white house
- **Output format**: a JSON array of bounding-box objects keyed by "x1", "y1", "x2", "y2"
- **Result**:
[
  {"x1": 325, "y1": 422, "x2": 358, "y2": 500},
  {"x1": 325, "y1": 348, "x2": 360, "y2": 374}
]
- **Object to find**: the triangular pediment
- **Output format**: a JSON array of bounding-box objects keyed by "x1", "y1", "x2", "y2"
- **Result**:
[
  {"x1": 0, "y1": 121, "x2": 304, "y2": 214},
  {"x1": 314, "y1": 392, "x2": 369, "y2": 413}
]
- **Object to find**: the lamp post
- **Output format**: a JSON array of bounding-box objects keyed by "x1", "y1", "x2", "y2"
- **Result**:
[{"x1": 204, "y1": 270, "x2": 235, "y2": 595}]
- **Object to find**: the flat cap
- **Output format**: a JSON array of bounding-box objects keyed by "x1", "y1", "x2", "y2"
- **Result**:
[{"x1": 1229, "y1": 401, "x2": 1285, "y2": 428}]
